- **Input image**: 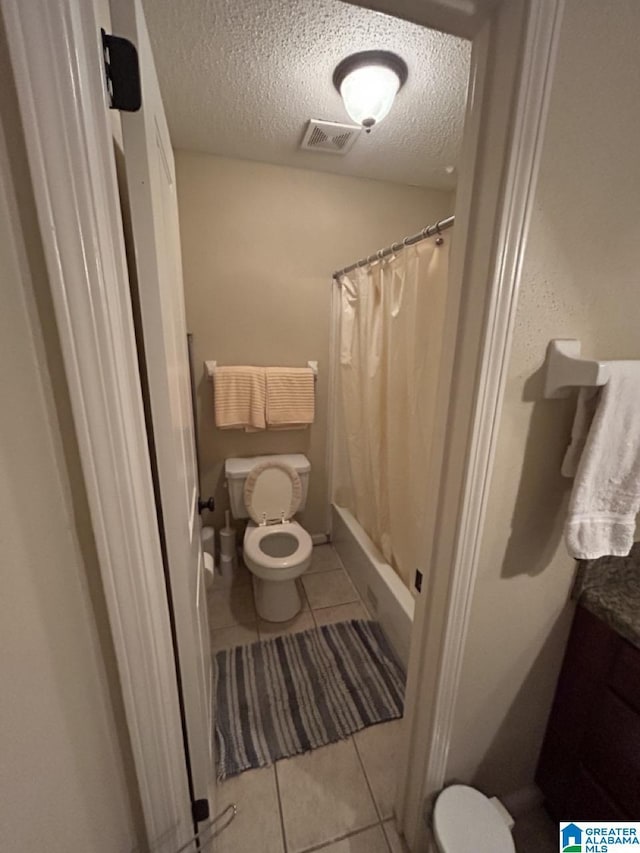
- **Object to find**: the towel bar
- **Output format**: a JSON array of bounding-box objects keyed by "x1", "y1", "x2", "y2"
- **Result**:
[
  {"x1": 544, "y1": 339, "x2": 610, "y2": 399},
  {"x1": 204, "y1": 360, "x2": 318, "y2": 381}
]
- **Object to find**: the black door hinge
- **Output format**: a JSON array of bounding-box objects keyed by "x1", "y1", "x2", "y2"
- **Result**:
[
  {"x1": 101, "y1": 29, "x2": 141, "y2": 112},
  {"x1": 192, "y1": 798, "x2": 210, "y2": 823}
]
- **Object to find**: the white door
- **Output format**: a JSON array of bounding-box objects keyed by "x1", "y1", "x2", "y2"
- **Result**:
[{"x1": 110, "y1": 0, "x2": 214, "y2": 814}]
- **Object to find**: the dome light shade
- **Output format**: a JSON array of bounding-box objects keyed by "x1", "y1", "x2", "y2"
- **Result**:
[
  {"x1": 340, "y1": 65, "x2": 399, "y2": 127},
  {"x1": 333, "y1": 51, "x2": 408, "y2": 131}
]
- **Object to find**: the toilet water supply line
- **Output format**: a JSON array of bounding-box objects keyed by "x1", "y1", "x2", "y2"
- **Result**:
[{"x1": 169, "y1": 803, "x2": 238, "y2": 853}]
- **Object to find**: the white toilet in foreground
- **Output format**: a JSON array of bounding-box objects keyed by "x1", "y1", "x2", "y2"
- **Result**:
[
  {"x1": 225, "y1": 454, "x2": 313, "y2": 622},
  {"x1": 433, "y1": 785, "x2": 516, "y2": 853}
]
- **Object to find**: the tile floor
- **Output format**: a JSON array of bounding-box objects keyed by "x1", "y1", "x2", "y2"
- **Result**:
[
  {"x1": 208, "y1": 544, "x2": 407, "y2": 853},
  {"x1": 207, "y1": 543, "x2": 557, "y2": 853},
  {"x1": 212, "y1": 727, "x2": 407, "y2": 853},
  {"x1": 208, "y1": 543, "x2": 369, "y2": 653}
]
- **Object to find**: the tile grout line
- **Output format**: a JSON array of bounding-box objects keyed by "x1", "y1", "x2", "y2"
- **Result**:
[
  {"x1": 310, "y1": 599, "x2": 361, "y2": 614},
  {"x1": 351, "y1": 735, "x2": 383, "y2": 822},
  {"x1": 351, "y1": 735, "x2": 395, "y2": 853},
  {"x1": 380, "y1": 821, "x2": 397, "y2": 853},
  {"x1": 305, "y1": 548, "x2": 369, "y2": 625},
  {"x1": 273, "y1": 761, "x2": 289, "y2": 853},
  {"x1": 297, "y1": 819, "x2": 383, "y2": 853},
  {"x1": 303, "y1": 566, "x2": 361, "y2": 611}
]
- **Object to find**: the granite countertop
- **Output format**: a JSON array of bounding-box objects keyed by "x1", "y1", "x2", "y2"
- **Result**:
[{"x1": 573, "y1": 543, "x2": 640, "y2": 650}]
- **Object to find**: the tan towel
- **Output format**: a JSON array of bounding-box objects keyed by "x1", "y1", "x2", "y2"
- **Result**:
[
  {"x1": 265, "y1": 367, "x2": 315, "y2": 429},
  {"x1": 214, "y1": 366, "x2": 266, "y2": 431}
]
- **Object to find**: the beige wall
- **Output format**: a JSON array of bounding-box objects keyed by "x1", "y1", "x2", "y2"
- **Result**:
[
  {"x1": 0, "y1": 17, "x2": 143, "y2": 853},
  {"x1": 446, "y1": 0, "x2": 640, "y2": 796},
  {"x1": 175, "y1": 151, "x2": 453, "y2": 535}
]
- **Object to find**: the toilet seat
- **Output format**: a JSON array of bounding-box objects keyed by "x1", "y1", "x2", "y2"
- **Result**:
[
  {"x1": 243, "y1": 460, "x2": 302, "y2": 526},
  {"x1": 433, "y1": 785, "x2": 515, "y2": 853},
  {"x1": 244, "y1": 520, "x2": 312, "y2": 579}
]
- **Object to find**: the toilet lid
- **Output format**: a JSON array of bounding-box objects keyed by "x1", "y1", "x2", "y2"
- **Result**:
[
  {"x1": 433, "y1": 786, "x2": 515, "y2": 853},
  {"x1": 243, "y1": 460, "x2": 302, "y2": 525}
]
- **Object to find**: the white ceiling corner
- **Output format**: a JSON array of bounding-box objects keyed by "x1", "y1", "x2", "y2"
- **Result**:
[{"x1": 141, "y1": 0, "x2": 471, "y2": 189}]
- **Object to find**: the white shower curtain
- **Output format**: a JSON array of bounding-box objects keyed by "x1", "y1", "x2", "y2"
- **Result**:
[{"x1": 336, "y1": 237, "x2": 450, "y2": 588}]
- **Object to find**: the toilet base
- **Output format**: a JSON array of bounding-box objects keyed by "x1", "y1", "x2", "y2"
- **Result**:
[{"x1": 252, "y1": 575, "x2": 302, "y2": 622}]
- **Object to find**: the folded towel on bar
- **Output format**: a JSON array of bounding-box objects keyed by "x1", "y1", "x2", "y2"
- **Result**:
[
  {"x1": 565, "y1": 362, "x2": 640, "y2": 560},
  {"x1": 265, "y1": 367, "x2": 315, "y2": 429},
  {"x1": 214, "y1": 366, "x2": 266, "y2": 431}
]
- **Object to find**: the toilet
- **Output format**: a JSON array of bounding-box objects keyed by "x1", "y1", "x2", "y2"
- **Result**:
[
  {"x1": 225, "y1": 454, "x2": 313, "y2": 622},
  {"x1": 433, "y1": 785, "x2": 516, "y2": 853}
]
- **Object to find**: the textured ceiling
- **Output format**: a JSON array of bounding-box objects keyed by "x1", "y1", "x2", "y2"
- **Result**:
[{"x1": 141, "y1": 0, "x2": 471, "y2": 189}]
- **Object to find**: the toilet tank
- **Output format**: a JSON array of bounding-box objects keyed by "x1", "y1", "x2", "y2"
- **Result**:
[{"x1": 225, "y1": 454, "x2": 311, "y2": 519}]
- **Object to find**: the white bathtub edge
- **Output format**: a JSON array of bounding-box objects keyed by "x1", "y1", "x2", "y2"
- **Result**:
[{"x1": 331, "y1": 504, "x2": 414, "y2": 667}]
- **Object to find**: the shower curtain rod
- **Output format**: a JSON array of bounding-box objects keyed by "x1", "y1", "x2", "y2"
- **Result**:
[{"x1": 332, "y1": 214, "x2": 455, "y2": 280}]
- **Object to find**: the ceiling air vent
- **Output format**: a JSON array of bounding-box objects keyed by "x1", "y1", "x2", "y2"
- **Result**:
[{"x1": 300, "y1": 120, "x2": 361, "y2": 155}]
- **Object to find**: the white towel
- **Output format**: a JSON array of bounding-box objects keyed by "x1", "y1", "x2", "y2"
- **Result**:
[
  {"x1": 265, "y1": 367, "x2": 315, "y2": 429},
  {"x1": 561, "y1": 387, "x2": 600, "y2": 478},
  {"x1": 213, "y1": 366, "x2": 266, "y2": 431},
  {"x1": 565, "y1": 362, "x2": 640, "y2": 559}
]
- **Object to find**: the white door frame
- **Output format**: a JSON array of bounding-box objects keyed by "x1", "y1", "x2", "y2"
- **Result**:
[
  {"x1": 3, "y1": 0, "x2": 564, "y2": 850},
  {"x1": 1, "y1": 1, "x2": 194, "y2": 851}
]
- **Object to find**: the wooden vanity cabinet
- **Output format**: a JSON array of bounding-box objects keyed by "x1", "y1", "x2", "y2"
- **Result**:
[{"x1": 536, "y1": 604, "x2": 640, "y2": 819}]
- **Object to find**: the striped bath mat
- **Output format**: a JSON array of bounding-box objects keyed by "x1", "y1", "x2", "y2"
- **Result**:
[{"x1": 214, "y1": 619, "x2": 405, "y2": 780}]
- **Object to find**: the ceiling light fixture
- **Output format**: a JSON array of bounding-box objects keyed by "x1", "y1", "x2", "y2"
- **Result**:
[{"x1": 333, "y1": 50, "x2": 408, "y2": 133}]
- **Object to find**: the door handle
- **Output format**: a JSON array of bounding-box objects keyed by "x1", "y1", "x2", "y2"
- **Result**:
[{"x1": 198, "y1": 496, "x2": 215, "y2": 514}]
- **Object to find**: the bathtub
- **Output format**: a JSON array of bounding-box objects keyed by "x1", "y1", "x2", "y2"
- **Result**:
[{"x1": 331, "y1": 504, "x2": 414, "y2": 667}]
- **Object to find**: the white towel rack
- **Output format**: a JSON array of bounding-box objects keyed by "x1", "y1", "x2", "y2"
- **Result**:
[
  {"x1": 204, "y1": 360, "x2": 318, "y2": 381},
  {"x1": 544, "y1": 339, "x2": 610, "y2": 399}
]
